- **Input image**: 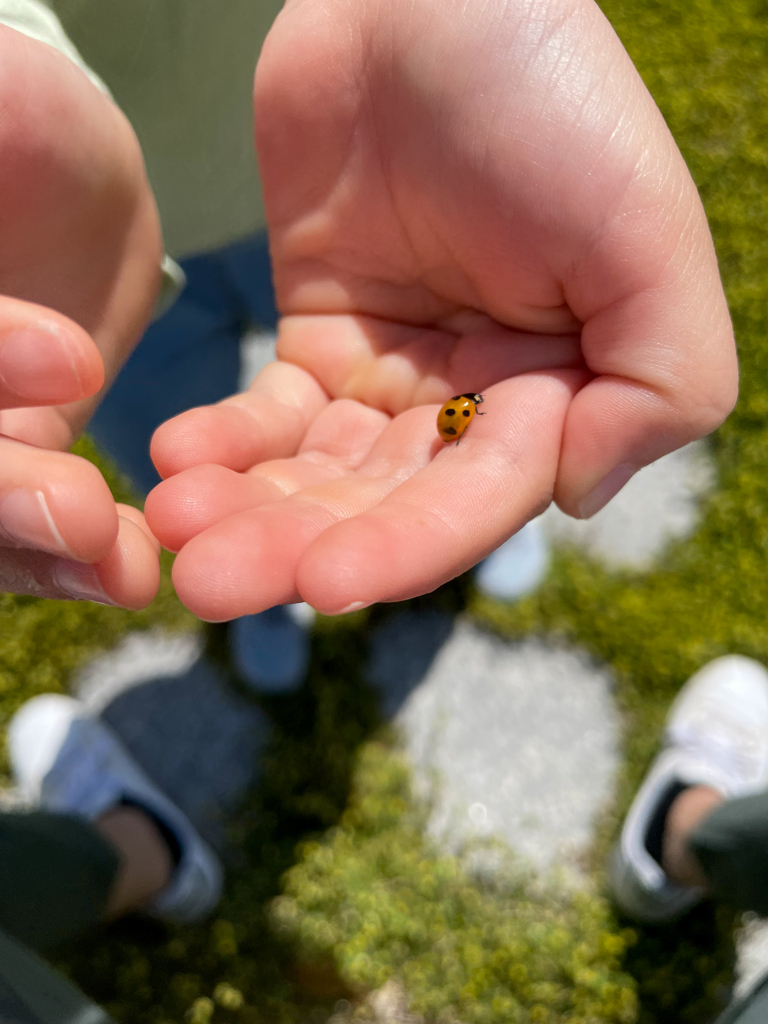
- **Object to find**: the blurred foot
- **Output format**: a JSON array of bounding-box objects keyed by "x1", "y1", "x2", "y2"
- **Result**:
[
  {"x1": 475, "y1": 518, "x2": 549, "y2": 601},
  {"x1": 610, "y1": 655, "x2": 768, "y2": 922},
  {"x1": 230, "y1": 603, "x2": 315, "y2": 694},
  {"x1": 9, "y1": 693, "x2": 223, "y2": 923}
]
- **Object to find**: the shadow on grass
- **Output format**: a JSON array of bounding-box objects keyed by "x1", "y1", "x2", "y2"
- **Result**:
[
  {"x1": 54, "y1": 582, "x2": 470, "y2": 1023},
  {"x1": 47, "y1": 571, "x2": 738, "y2": 1024},
  {"x1": 621, "y1": 904, "x2": 736, "y2": 1024}
]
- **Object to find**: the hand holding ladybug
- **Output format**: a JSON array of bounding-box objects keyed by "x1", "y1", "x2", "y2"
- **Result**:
[{"x1": 145, "y1": 0, "x2": 735, "y2": 621}]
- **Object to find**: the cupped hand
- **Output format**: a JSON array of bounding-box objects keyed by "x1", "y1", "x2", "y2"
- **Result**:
[
  {"x1": 0, "y1": 27, "x2": 162, "y2": 605},
  {"x1": 147, "y1": 0, "x2": 736, "y2": 620}
]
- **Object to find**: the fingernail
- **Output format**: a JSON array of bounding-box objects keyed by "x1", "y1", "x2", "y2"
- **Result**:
[
  {"x1": 52, "y1": 559, "x2": 116, "y2": 605},
  {"x1": 335, "y1": 601, "x2": 371, "y2": 615},
  {"x1": 0, "y1": 488, "x2": 72, "y2": 555},
  {"x1": 577, "y1": 463, "x2": 637, "y2": 519},
  {"x1": 0, "y1": 326, "x2": 83, "y2": 400}
]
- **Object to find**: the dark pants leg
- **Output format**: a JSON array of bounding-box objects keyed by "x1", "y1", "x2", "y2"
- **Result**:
[
  {"x1": 713, "y1": 974, "x2": 768, "y2": 1024},
  {"x1": 690, "y1": 792, "x2": 768, "y2": 918},
  {"x1": 0, "y1": 926, "x2": 115, "y2": 1024},
  {"x1": 689, "y1": 792, "x2": 768, "y2": 1022},
  {"x1": 0, "y1": 811, "x2": 119, "y2": 1024},
  {"x1": 0, "y1": 810, "x2": 118, "y2": 952}
]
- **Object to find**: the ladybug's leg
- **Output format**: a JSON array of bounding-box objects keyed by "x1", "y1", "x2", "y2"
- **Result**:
[{"x1": 476, "y1": 410, "x2": 486, "y2": 415}]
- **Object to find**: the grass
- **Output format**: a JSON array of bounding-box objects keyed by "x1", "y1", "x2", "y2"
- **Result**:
[{"x1": 3, "y1": 0, "x2": 768, "y2": 1018}]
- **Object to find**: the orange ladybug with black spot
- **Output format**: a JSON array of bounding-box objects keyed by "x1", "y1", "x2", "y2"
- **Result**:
[{"x1": 437, "y1": 393, "x2": 485, "y2": 444}]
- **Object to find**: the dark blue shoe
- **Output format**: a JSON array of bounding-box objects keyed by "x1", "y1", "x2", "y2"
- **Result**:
[{"x1": 230, "y1": 604, "x2": 315, "y2": 694}]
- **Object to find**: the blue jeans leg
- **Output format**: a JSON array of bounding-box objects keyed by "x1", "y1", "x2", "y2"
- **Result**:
[
  {"x1": 88, "y1": 233, "x2": 310, "y2": 691},
  {"x1": 88, "y1": 240, "x2": 265, "y2": 494}
]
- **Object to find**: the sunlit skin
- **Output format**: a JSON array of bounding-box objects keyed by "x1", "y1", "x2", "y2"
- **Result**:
[
  {"x1": 145, "y1": 0, "x2": 736, "y2": 622},
  {"x1": 0, "y1": 28, "x2": 161, "y2": 606},
  {"x1": 0, "y1": 0, "x2": 736, "y2": 614}
]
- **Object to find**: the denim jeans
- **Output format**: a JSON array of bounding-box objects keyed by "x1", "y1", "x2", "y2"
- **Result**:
[{"x1": 89, "y1": 232, "x2": 278, "y2": 495}]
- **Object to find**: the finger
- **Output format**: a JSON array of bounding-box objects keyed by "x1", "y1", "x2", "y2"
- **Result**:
[
  {"x1": 0, "y1": 514, "x2": 160, "y2": 608},
  {"x1": 0, "y1": 406, "x2": 74, "y2": 450},
  {"x1": 277, "y1": 313, "x2": 584, "y2": 413},
  {"x1": 150, "y1": 359, "x2": 329, "y2": 478},
  {"x1": 295, "y1": 371, "x2": 588, "y2": 614},
  {"x1": 169, "y1": 406, "x2": 440, "y2": 620},
  {"x1": 544, "y1": 111, "x2": 737, "y2": 516},
  {"x1": 555, "y1": 263, "x2": 737, "y2": 516},
  {"x1": 115, "y1": 503, "x2": 161, "y2": 555},
  {"x1": 90, "y1": 514, "x2": 161, "y2": 609},
  {"x1": 145, "y1": 399, "x2": 390, "y2": 551},
  {"x1": 0, "y1": 297, "x2": 103, "y2": 408},
  {"x1": 0, "y1": 436, "x2": 118, "y2": 561},
  {"x1": 146, "y1": 465, "x2": 285, "y2": 553}
]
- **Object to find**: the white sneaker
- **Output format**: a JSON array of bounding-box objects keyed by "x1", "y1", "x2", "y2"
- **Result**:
[
  {"x1": 610, "y1": 655, "x2": 768, "y2": 923},
  {"x1": 8, "y1": 693, "x2": 223, "y2": 924}
]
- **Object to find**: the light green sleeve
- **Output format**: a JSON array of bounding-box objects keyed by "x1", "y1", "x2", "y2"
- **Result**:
[
  {"x1": 0, "y1": 0, "x2": 185, "y2": 315},
  {"x1": 0, "y1": 0, "x2": 108, "y2": 93}
]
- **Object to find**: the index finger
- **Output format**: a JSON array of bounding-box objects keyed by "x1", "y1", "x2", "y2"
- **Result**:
[{"x1": 150, "y1": 359, "x2": 329, "y2": 477}]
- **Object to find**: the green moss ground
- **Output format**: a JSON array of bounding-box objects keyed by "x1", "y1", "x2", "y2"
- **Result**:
[{"x1": 3, "y1": 0, "x2": 768, "y2": 1018}]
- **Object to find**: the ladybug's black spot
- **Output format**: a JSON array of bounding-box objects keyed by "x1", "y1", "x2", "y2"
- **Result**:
[
  {"x1": 444, "y1": 426, "x2": 457, "y2": 436},
  {"x1": 445, "y1": 407, "x2": 456, "y2": 416},
  {"x1": 462, "y1": 409, "x2": 471, "y2": 416},
  {"x1": 451, "y1": 395, "x2": 462, "y2": 402}
]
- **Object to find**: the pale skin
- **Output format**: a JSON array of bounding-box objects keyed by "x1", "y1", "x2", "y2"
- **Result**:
[
  {"x1": 145, "y1": 0, "x2": 737, "y2": 620},
  {"x1": 92, "y1": 784, "x2": 724, "y2": 916},
  {"x1": 662, "y1": 785, "x2": 724, "y2": 890},
  {"x1": 0, "y1": 0, "x2": 737, "y2": 618},
  {"x1": 95, "y1": 805, "x2": 172, "y2": 917},
  {"x1": 0, "y1": 27, "x2": 161, "y2": 608},
  {"x1": 0, "y1": 4, "x2": 736, "y2": 916}
]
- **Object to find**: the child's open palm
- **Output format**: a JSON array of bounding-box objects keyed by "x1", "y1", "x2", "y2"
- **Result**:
[{"x1": 147, "y1": 0, "x2": 736, "y2": 620}]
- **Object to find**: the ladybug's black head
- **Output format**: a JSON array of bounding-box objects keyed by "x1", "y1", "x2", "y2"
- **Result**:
[{"x1": 460, "y1": 393, "x2": 484, "y2": 405}]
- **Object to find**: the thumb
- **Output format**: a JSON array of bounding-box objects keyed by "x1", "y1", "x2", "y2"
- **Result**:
[
  {"x1": 554, "y1": 163, "x2": 736, "y2": 519},
  {"x1": 0, "y1": 295, "x2": 104, "y2": 410}
]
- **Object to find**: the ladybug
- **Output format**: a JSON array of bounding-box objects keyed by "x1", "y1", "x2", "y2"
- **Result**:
[{"x1": 437, "y1": 393, "x2": 485, "y2": 444}]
